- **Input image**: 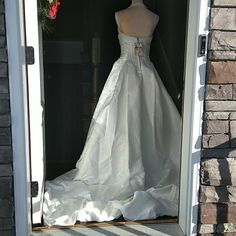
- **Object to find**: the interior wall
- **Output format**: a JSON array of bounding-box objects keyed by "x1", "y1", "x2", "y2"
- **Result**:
[
  {"x1": 150, "y1": 0, "x2": 188, "y2": 111},
  {"x1": 43, "y1": 0, "x2": 188, "y2": 179}
]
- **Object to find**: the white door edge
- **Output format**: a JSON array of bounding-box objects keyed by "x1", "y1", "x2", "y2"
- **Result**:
[
  {"x1": 179, "y1": 0, "x2": 210, "y2": 235},
  {"x1": 24, "y1": 0, "x2": 45, "y2": 224},
  {"x1": 5, "y1": 0, "x2": 210, "y2": 235}
]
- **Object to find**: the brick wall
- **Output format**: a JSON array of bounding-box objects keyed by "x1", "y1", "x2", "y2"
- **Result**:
[
  {"x1": 199, "y1": 0, "x2": 236, "y2": 235},
  {"x1": 0, "y1": 0, "x2": 15, "y2": 236}
]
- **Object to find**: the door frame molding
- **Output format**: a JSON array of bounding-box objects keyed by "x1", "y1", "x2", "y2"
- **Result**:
[
  {"x1": 178, "y1": 0, "x2": 210, "y2": 234},
  {"x1": 5, "y1": 0, "x2": 32, "y2": 235},
  {"x1": 5, "y1": 0, "x2": 210, "y2": 235},
  {"x1": 24, "y1": 0, "x2": 45, "y2": 224}
]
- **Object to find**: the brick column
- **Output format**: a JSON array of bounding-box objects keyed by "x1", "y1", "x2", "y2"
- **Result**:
[
  {"x1": 199, "y1": 0, "x2": 236, "y2": 235},
  {"x1": 0, "y1": 0, "x2": 15, "y2": 236}
]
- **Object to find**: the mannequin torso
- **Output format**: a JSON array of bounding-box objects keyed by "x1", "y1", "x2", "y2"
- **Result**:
[{"x1": 115, "y1": 0, "x2": 159, "y2": 38}]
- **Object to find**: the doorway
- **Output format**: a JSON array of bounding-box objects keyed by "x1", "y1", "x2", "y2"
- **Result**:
[
  {"x1": 43, "y1": 0, "x2": 187, "y2": 180},
  {"x1": 6, "y1": 0, "x2": 210, "y2": 233}
]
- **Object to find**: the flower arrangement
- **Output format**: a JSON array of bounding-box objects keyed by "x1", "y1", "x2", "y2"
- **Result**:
[{"x1": 38, "y1": 0, "x2": 61, "y2": 32}]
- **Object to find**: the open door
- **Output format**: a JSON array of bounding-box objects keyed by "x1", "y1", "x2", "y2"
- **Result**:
[
  {"x1": 25, "y1": 0, "x2": 187, "y2": 227},
  {"x1": 24, "y1": 0, "x2": 45, "y2": 225}
]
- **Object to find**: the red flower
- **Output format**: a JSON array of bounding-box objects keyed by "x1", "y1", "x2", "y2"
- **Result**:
[{"x1": 48, "y1": 1, "x2": 60, "y2": 19}]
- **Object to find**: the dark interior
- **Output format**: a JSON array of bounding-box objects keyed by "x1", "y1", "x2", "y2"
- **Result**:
[{"x1": 43, "y1": 0, "x2": 188, "y2": 180}]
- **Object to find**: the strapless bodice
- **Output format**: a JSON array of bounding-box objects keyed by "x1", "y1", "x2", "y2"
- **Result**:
[{"x1": 118, "y1": 30, "x2": 152, "y2": 59}]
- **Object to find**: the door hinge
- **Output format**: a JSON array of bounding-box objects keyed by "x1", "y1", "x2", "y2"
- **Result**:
[
  {"x1": 25, "y1": 46, "x2": 35, "y2": 65},
  {"x1": 198, "y1": 35, "x2": 207, "y2": 57},
  {"x1": 31, "y1": 181, "x2": 39, "y2": 197}
]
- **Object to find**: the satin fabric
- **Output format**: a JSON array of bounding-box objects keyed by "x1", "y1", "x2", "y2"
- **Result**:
[{"x1": 43, "y1": 25, "x2": 181, "y2": 226}]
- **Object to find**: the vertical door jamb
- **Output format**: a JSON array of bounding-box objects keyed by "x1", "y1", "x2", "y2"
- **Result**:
[
  {"x1": 178, "y1": 0, "x2": 210, "y2": 235},
  {"x1": 24, "y1": 0, "x2": 45, "y2": 224},
  {"x1": 5, "y1": 0, "x2": 32, "y2": 235}
]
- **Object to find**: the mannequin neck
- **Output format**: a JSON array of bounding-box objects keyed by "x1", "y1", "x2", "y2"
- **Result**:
[{"x1": 131, "y1": 0, "x2": 145, "y2": 7}]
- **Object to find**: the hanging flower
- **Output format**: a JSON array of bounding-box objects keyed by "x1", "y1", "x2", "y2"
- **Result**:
[
  {"x1": 38, "y1": 0, "x2": 61, "y2": 32},
  {"x1": 48, "y1": 0, "x2": 60, "y2": 19}
]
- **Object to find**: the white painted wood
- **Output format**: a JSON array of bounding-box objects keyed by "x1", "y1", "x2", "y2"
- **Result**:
[
  {"x1": 178, "y1": 0, "x2": 210, "y2": 235},
  {"x1": 24, "y1": 0, "x2": 45, "y2": 224},
  {"x1": 5, "y1": 0, "x2": 32, "y2": 235}
]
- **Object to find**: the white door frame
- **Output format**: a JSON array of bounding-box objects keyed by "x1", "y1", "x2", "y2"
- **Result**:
[
  {"x1": 179, "y1": 0, "x2": 210, "y2": 234},
  {"x1": 5, "y1": 0, "x2": 210, "y2": 235},
  {"x1": 24, "y1": 0, "x2": 45, "y2": 224},
  {"x1": 5, "y1": 0, "x2": 32, "y2": 235}
]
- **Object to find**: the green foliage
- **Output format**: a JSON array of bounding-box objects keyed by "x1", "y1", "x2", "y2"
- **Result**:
[{"x1": 38, "y1": 0, "x2": 60, "y2": 33}]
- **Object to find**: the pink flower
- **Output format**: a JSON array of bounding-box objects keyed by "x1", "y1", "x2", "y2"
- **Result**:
[{"x1": 48, "y1": 1, "x2": 60, "y2": 19}]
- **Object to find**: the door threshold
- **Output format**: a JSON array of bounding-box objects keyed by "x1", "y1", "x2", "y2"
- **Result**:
[
  {"x1": 32, "y1": 217, "x2": 178, "y2": 231},
  {"x1": 31, "y1": 219, "x2": 184, "y2": 236}
]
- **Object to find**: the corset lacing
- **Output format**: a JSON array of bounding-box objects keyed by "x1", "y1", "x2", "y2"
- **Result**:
[{"x1": 118, "y1": 30, "x2": 152, "y2": 75}]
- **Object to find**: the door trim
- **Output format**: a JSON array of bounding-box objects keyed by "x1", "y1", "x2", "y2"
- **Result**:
[
  {"x1": 5, "y1": 0, "x2": 210, "y2": 235},
  {"x1": 178, "y1": 0, "x2": 210, "y2": 235},
  {"x1": 5, "y1": 0, "x2": 32, "y2": 235},
  {"x1": 24, "y1": 0, "x2": 45, "y2": 224}
]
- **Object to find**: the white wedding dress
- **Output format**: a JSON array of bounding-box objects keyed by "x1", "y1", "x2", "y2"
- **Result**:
[{"x1": 43, "y1": 15, "x2": 182, "y2": 226}]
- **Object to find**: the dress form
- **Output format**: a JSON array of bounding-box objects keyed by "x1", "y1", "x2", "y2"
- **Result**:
[{"x1": 115, "y1": 0, "x2": 159, "y2": 37}]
